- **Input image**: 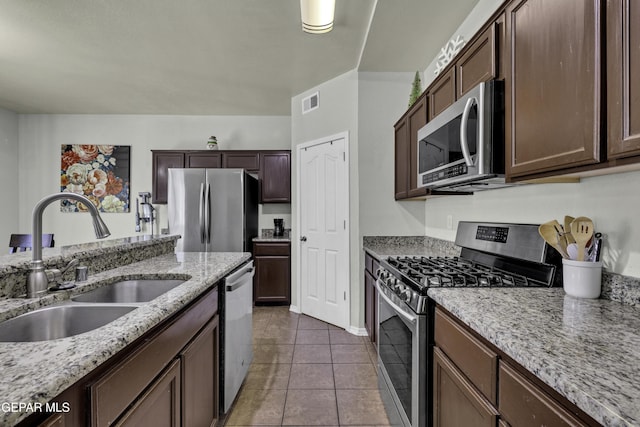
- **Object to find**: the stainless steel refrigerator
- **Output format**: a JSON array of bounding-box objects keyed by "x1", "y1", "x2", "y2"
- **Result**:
[{"x1": 167, "y1": 168, "x2": 258, "y2": 252}]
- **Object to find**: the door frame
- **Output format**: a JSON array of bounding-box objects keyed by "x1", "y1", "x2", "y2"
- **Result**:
[{"x1": 295, "y1": 131, "x2": 350, "y2": 330}]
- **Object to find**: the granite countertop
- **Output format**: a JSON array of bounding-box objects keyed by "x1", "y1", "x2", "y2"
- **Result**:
[
  {"x1": 429, "y1": 288, "x2": 640, "y2": 427},
  {"x1": 363, "y1": 235, "x2": 460, "y2": 259},
  {"x1": 0, "y1": 251, "x2": 251, "y2": 426}
]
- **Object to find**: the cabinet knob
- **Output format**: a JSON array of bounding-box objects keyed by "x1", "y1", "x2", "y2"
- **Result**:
[{"x1": 300, "y1": 236, "x2": 307, "y2": 242}]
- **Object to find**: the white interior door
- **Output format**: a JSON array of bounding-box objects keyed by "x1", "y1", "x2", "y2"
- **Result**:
[{"x1": 299, "y1": 136, "x2": 349, "y2": 328}]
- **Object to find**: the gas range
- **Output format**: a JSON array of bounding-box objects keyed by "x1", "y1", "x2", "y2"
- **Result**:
[{"x1": 376, "y1": 222, "x2": 562, "y2": 315}]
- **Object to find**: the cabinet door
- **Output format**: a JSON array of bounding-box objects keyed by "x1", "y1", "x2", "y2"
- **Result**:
[
  {"x1": 254, "y1": 243, "x2": 291, "y2": 304},
  {"x1": 115, "y1": 360, "x2": 181, "y2": 427},
  {"x1": 260, "y1": 152, "x2": 291, "y2": 203},
  {"x1": 181, "y1": 315, "x2": 219, "y2": 427},
  {"x1": 407, "y1": 96, "x2": 428, "y2": 198},
  {"x1": 505, "y1": 0, "x2": 602, "y2": 178},
  {"x1": 39, "y1": 413, "x2": 64, "y2": 427},
  {"x1": 433, "y1": 347, "x2": 499, "y2": 427},
  {"x1": 607, "y1": 0, "x2": 640, "y2": 158},
  {"x1": 364, "y1": 269, "x2": 377, "y2": 344},
  {"x1": 456, "y1": 24, "x2": 497, "y2": 98},
  {"x1": 429, "y1": 68, "x2": 456, "y2": 120},
  {"x1": 499, "y1": 361, "x2": 587, "y2": 427},
  {"x1": 186, "y1": 152, "x2": 222, "y2": 168},
  {"x1": 394, "y1": 118, "x2": 409, "y2": 200},
  {"x1": 223, "y1": 151, "x2": 260, "y2": 171},
  {"x1": 152, "y1": 151, "x2": 185, "y2": 204}
]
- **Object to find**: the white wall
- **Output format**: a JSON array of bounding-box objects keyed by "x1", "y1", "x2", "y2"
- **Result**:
[
  {"x1": 357, "y1": 72, "x2": 426, "y2": 237},
  {"x1": 0, "y1": 108, "x2": 19, "y2": 249},
  {"x1": 291, "y1": 70, "x2": 360, "y2": 327},
  {"x1": 17, "y1": 114, "x2": 291, "y2": 246}
]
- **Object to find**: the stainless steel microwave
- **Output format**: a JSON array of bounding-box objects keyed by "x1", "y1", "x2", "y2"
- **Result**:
[{"x1": 417, "y1": 80, "x2": 508, "y2": 192}]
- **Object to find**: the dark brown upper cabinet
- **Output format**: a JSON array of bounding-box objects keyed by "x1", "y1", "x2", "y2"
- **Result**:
[
  {"x1": 152, "y1": 151, "x2": 185, "y2": 204},
  {"x1": 607, "y1": 0, "x2": 640, "y2": 159},
  {"x1": 394, "y1": 117, "x2": 409, "y2": 200},
  {"x1": 429, "y1": 68, "x2": 456, "y2": 120},
  {"x1": 456, "y1": 24, "x2": 498, "y2": 99},
  {"x1": 394, "y1": 93, "x2": 428, "y2": 199},
  {"x1": 185, "y1": 152, "x2": 222, "y2": 168},
  {"x1": 152, "y1": 150, "x2": 290, "y2": 204},
  {"x1": 504, "y1": 0, "x2": 602, "y2": 179},
  {"x1": 259, "y1": 151, "x2": 291, "y2": 203}
]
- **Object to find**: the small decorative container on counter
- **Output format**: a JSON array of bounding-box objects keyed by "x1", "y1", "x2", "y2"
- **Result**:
[
  {"x1": 207, "y1": 136, "x2": 218, "y2": 150},
  {"x1": 562, "y1": 258, "x2": 602, "y2": 298}
]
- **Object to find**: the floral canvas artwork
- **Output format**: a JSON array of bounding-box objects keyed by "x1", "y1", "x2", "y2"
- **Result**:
[{"x1": 60, "y1": 145, "x2": 131, "y2": 213}]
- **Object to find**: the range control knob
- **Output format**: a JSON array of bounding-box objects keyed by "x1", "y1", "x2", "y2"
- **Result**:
[
  {"x1": 401, "y1": 290, "x2": 413, "y2": 302},
  {"x1": 386, "y1": 277, "x2": 397, "y2": 289},
  {"x1": 394, "y1": 283, "x2": 406, "y2": 293}
]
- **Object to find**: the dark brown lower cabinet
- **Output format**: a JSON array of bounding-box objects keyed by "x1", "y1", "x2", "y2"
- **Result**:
[
  {"x1": 181, "y1": 316, "x2": 219, "y2": 427},
  {"x1": 19, "y1": 286, "x2": 220, "y2": 427},
  {"x1": 115, "y1": 359, "x2": 181, "y2": 427},
  {"x1": 254, "y1": 242, "x2": 291, "y2": 304},
  {"x1": 364, "y1": 269, "x2": 377, "y2": 344},
  {"x1": 433, "y1": 346, "x2": 499, "y2": 427}
]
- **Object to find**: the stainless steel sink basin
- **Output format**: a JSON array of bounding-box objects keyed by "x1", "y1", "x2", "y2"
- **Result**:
[
  {"x1": 72, "y1": 279, "x2": 186, "y2": 303},
  {"x1": 0, "y1": 304, "x2": 137, "y2": 342}
]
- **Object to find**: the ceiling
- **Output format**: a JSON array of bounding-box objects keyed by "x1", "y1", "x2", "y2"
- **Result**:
[{"x1": 0, "y1": 0, "x2": 479, "y2": 116}]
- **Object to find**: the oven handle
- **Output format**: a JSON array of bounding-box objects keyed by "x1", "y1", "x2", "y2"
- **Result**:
[
  {"x1": 459, "y1": 96, "x2": 476, "y2": 167},
  {"x1": 375, "y1": 280, "x2": 417, "y2": 325}
]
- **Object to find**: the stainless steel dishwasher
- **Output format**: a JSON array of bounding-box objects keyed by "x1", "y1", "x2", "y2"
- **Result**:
[{"x1": 220, "y1": 260, "x2": 255, "y2": 414}]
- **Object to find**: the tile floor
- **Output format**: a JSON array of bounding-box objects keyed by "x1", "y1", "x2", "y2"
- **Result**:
[{"x1": 224, "y1": 306, "x2": 391, "y2": 426}]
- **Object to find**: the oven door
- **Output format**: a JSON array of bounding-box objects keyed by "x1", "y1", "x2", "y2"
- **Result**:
[{"x1": 376, "y1": 280, "x2": 426, "y2": 427}]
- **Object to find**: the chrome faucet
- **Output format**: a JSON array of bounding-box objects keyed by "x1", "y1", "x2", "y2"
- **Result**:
[{"x1": 27, "y1": 192, "x2": 111, "y2": 298}]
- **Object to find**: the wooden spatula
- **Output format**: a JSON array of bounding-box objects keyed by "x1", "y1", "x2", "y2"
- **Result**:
[
  {"x1": 539, "y1": 221, "x2": 569, "y2": 259},
  {"x1": 564, "y1": 215, "x2": 576, "y2": 244},
  {"x1": 570, "y1": 217, "x2": 594, "y2": 261}
]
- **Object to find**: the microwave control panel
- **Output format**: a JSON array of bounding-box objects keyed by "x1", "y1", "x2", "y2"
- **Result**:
[{"x1": 421, "y1": 164, "x2": 468, "y2": 185}]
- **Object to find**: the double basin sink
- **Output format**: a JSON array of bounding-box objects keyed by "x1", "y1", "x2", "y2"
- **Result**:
[{"x1": 0, "y1": 278, "x2": 187, "y2": 343}]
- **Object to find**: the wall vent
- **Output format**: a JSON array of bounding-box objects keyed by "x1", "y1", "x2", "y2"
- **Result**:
[{"x1": 302, "y1": 92, "x2": 319, "y2": 114}]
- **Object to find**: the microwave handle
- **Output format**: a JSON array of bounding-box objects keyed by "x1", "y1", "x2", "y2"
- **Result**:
[{"x1": 460, "y1": 97, "x2": 476, "y2": 167}]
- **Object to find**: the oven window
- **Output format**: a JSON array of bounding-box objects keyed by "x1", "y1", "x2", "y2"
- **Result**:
[
  {"x1": 378, "y1": 297, "x2": 413, "y2": 419},
  {"x1": 419, "y1": 105, "x2": 478, "y2": 174}
]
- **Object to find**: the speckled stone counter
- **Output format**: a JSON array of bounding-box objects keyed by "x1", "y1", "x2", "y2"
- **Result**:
[
  {"x1": 428, "y1": 287, "x2": 640, "y2": 427},
  {"x1": 363, "y1": 235, "x2": 460, "y2": 259},
  {"x1": 0, "y1": 251, "x2": 250, "y2": 426},
  {"x1": 253, "y1": 228, "x2": 291, "y2": 243},
  {"x1": 0, "y1": 235, "x2": 179, "y2": 298}
]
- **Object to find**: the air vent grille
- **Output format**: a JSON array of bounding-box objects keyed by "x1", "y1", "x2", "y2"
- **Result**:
[{"x1": 302, "y1": 92, "x2": 319, "y2": 114}]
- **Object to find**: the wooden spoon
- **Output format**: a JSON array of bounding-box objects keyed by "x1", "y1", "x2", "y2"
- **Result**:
[
  {"x1": 538, "y1": 221, "x2": 569, "y2": 259},
  {"x1": 564, "y1": 215, "x2": 576, "y2": 244},
  {"x1": 570, "y1": 217, "x2": 594, "y2": 261}
]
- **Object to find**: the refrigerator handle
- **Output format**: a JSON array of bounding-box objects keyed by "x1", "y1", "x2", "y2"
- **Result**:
[
  {"x1": 199, "y1": 183, "x2": 205, "y2": 244},
  {"x1": 205, "y1": 182, "x2": 211, "y2": 243}
]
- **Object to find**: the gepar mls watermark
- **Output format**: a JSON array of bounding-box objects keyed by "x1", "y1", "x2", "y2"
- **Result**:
[{"x1": 1, "y1": 401, "x2": 70, "y2": 413}]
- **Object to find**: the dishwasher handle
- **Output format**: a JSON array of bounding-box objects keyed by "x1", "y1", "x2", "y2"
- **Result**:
[{"x1": 225, "y1": 261, "x2": 255, "y2": 292}]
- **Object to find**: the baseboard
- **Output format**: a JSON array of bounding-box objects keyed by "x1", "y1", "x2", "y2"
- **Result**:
[
  {"x1": 289, "y1": 305, "x2": 301, "y2": 314},
  {"x1": 347, "y1": 326, "x2": 369, "y2": 336}
]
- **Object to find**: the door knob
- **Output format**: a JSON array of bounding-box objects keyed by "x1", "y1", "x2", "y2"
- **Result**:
[{"x1": 300, "y1": 236, "x2": 307, "y2": 242}]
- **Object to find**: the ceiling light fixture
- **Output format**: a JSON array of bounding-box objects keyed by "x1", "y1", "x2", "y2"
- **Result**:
[{"x1": 300, "y1": 0, "x2": 335, "y2": 34}]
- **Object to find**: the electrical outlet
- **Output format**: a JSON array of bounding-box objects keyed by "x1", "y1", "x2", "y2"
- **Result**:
[{"x1": 446, "y1": 215, "x2": 453, "y2": 230}]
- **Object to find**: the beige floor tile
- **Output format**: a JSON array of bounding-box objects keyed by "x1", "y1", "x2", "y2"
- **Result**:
[
  {"x1": 243, "y1": 363, "x2": 292, "y2": 390},
  {"x1": 270, "y1": 316, "x2": 300, "y2": 330},
  {"x1": 329, "y1": 329, "x2": 365, "y2": 345},
  {"x1": 335, "y1": 389, "x2": 391, "y2": 426},
  {"x1": 225, "y1": 388, "x2": 287, "y2": 426},
  {"x1": 330, "y1": 344, "x2": 372, "y2": 364},
  {"x1": 333, "y1": 364, "x2": 378, "y2": 389},
  {"x1": 296, "y1": 329, "x2": 330, "y2": 344},
  {"x1": 282, "y1": 389, "x2": 339, "y2": 425},
  {"x1": 254, "y1": 327, "x2": 298, "y2": 345},
  {"x1": 292, "y1": 344, "x2": 332, "y2": 363},
  {"x1": 253, "y1": 344, "x2": 294, "y2": 364},
  {"x1": 298, "y1": 315, "x2": 330, "y2": 330},
  {"x1": 288, "y1": 363, "x2": 335, "y2": 389}
]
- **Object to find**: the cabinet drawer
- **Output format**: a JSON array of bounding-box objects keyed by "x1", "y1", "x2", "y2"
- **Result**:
[
  {"x1": 253, "y1": 242, "x2": 290, "y2": 256},
  {"x1": 434, "y1": 308, "x2": 498, "y2": 404},
  {"x1": 499, "y1": 361, "x2": 586, "y2": 427},
  {"x1": 433, "y1": 347, "x2": 499, "y2": 427},
  {"x1": 365, "y1": 252, "x2": 374, "y2": 274},
  {"x1": 90, "y1": 286, "x2": 218, "y2": 427}
]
